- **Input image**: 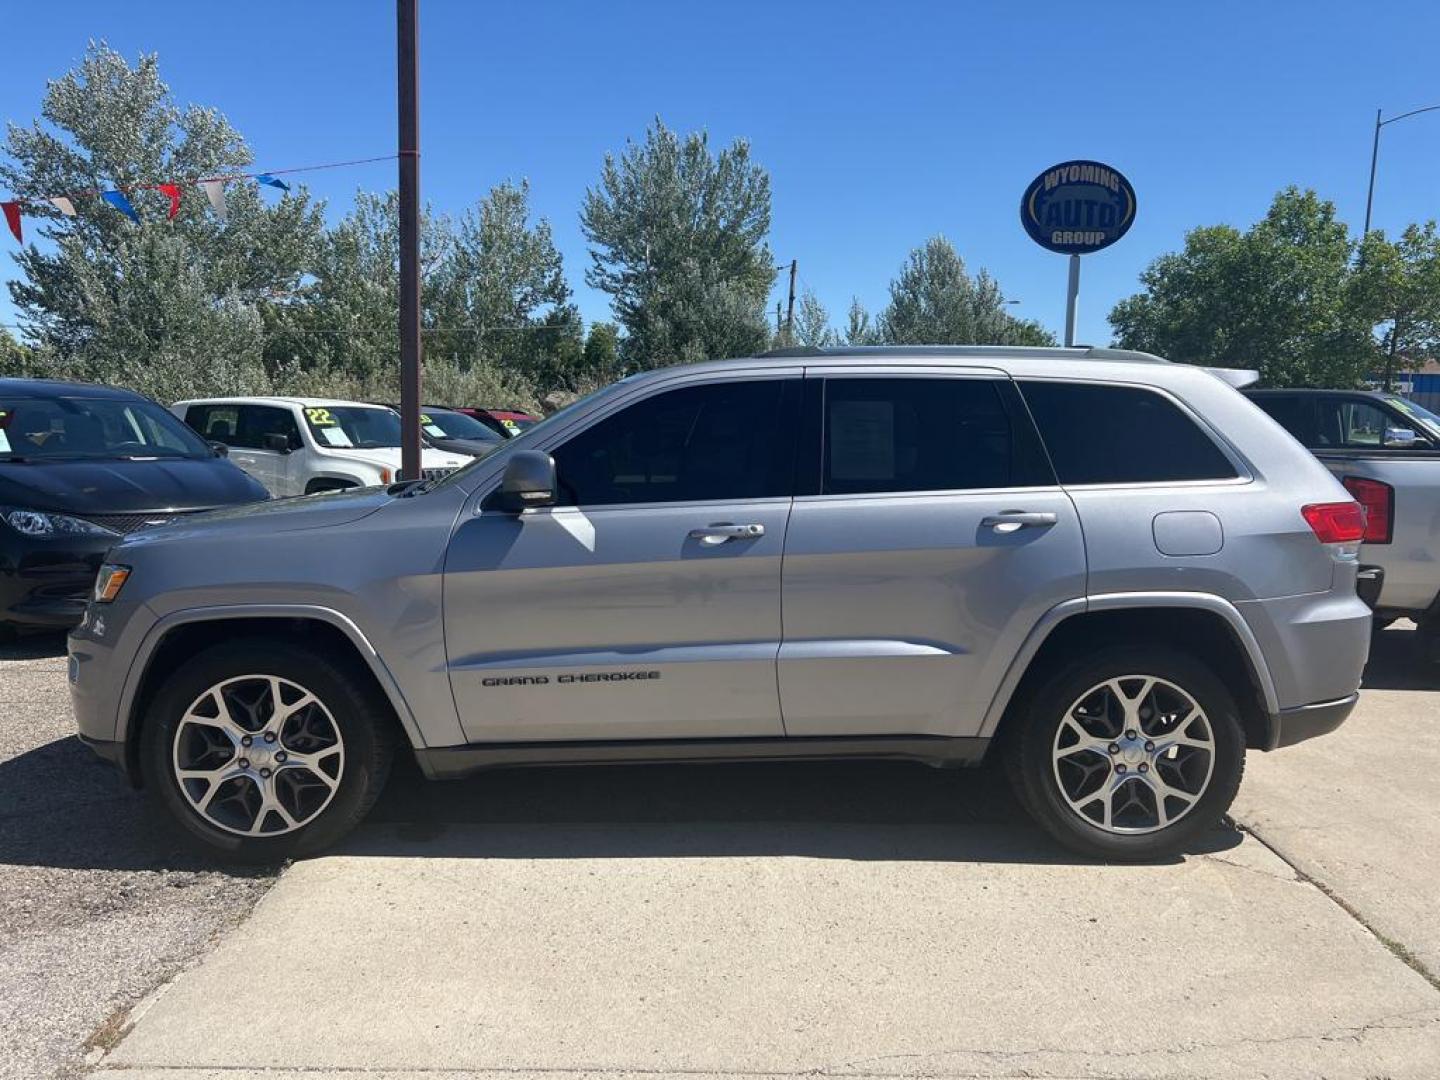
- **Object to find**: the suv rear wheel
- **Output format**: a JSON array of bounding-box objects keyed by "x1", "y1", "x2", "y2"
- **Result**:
[
  {"x1": 140, "y1": 639, "x2": 393, "y2": 863},
  {"x1": 1005, "y1": 645, "x2": 1245, "y2": 861}
]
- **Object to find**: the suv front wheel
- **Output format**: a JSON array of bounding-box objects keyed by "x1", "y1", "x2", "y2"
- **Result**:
[
  {"x1": 141, "y1": 639, "x2": 394, "y2": 862},
  {"x1": 1005, "y1": 645, "x2": 1245, "y2": 861}
]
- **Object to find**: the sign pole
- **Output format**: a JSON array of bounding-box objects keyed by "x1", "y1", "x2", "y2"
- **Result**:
[{"x1": 1063, "y1": 254, "x2": 1080, "y2": 347}]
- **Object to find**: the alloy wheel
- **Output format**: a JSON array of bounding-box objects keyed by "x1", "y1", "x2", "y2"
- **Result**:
[
  {"x1": 171, "y1": 674, "x2": 345, "y2": 837},
  {"x1": 1051, "y1": 675, "x2": 1215, "y2": 834}
]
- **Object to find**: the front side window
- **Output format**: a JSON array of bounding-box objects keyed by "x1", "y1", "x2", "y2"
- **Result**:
[
  {"x1": 820, "y1": 377, "x2": 1052, "y2": 495},
  {"x1": 0, "y1": 397, "x2": 210, "y2": 461},
  {"x1": 1312, "y1": 397, "x2": 1422, "y2": 449},
  {"x1": 1021, "y1": 381, "x2": 1238, "y2": 485},
  {"x1": 550, "y1": 379, "x2": 794, "y2": 507},
  {"x1": 239, "y1": 406, "x2": 300, "y2": 450},
  {"x1": 302, "y1": 406, "x2": 402, "y2": 449}
]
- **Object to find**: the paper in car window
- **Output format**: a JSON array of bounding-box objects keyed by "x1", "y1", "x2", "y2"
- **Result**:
[
  {"x1": 829, "y1": 400, "x2": 895, "y2": 480},
  {"x1": 0, "y1": 430, "x2": 8, "y2": 453},
  {"x1": 318, "y1": 426, "x2": 353, "y2": 448},
  {"x1": 420, "y1": 415, "x2": 447, "y2": 437}
]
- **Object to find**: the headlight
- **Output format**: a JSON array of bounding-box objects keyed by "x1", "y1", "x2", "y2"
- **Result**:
[
  {"x1": 2, "y1": 508, "x2": 119, "y2": 538},
  {"x1": 93, "y1": 564, "x2": 131, "y2": 603}
]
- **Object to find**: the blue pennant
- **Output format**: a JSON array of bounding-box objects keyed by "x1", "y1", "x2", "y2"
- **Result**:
[
  {"x1": 101, "y1": 190, "x2": 140, "y2": 223},
  {"x1": 256, "y1": 174, "x2": 291, "y2": 193}
]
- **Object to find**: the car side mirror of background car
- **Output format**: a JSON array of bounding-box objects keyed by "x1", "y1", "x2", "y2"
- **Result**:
[
  {"x1": 1383, "y1": 427, "x2": 1420, "y2": 449},
  {"x1": 208, "y1": 440, "x2": 229, "y2": 457},
  {"x1": 492, "y1": 450, "x2": 557, "y2": 513},
  {"x1": 262, "y1": 433, "x2": 292, "y2": 454}
]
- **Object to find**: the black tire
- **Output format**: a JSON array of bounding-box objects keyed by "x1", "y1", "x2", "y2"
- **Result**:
[
  {"x1": 140, "y1": 638, "x2": 394, "y2": 864},
  {"x1": 1004, "y1": 645, "x2": 1245, "y2": 862}
]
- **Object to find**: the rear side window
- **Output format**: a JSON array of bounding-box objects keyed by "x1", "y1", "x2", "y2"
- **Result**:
[
  {"x1": 551, "y1": 379, "x2": 795, "y2": 507},
  {"x1": 820, "y1": 377, "x2": 1053, "y2": 495},
  {"x1": 186, "y1": 404, "x2": 241, "y2": 445},
  {"x1": 1020, "y1": 382, "x2": 1238, "y2": 485},
  {"x1": 1250, "y1": 395, "x2": 1316, "y2": 446}
]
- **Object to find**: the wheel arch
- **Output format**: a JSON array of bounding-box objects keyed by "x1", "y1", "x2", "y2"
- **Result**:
[
  {"x1": 118, "y1": 605, "x2": 424, "y2": 786},
  {"x1": 982, "y1": 594, "x2": 1279, "y2": 751}
]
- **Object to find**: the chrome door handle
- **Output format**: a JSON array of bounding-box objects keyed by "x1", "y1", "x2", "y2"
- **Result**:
[
  {"x1": 981, "y1": 511, "x2": 1058, "y2": 533},
  {"x1": 689, "y1": 523, "x2": 765, "y2": 545}
]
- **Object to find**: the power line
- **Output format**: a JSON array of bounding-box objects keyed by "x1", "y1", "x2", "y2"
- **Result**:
[{"x1": 0, "y1": 322, "x2": 574, "y2": 335}]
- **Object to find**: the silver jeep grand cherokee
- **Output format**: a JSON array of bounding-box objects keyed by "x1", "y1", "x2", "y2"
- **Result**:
[{"x1": 68, "y1": 347, "x2": 1372, "y2": 863}]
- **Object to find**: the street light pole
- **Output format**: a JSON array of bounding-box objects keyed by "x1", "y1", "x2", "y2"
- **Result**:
[
  {"x1": 397, "y1": 0, "x2": 422, "y2": 482},
  {"x1": 1363, "y1": 103, "x2": 1440, "y2": 239}
]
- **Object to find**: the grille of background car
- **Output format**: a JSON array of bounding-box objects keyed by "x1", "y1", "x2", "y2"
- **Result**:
[
  {"x1": 77, "y1": 509, "x2": 209, "y2": 535},
  {"x1": 421, "y1": 467, "x2": 456, "y2": 482}
]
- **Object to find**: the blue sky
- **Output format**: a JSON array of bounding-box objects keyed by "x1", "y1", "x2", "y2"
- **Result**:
[{"x1": 4, "y1": 0, "x2": 1440, "y2": 347}]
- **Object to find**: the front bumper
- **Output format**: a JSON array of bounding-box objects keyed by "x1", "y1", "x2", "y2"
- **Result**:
[
  {"x1": 1270, "y1": 692, "x2": 1359, "y2": 749},
  {"x1": 0, "y1": 534, "x2": 111, "y2": 627}
]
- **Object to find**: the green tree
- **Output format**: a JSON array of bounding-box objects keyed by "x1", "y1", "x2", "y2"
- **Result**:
[
  {"x1": 1352, "y1": 223, "x2": 1440, "y2": 389},
  {"x1": 877, "y1": 237, "x2": 1054, "y2": 346},
  {"x1": 1, "y1": 43, "x2": 326, "y2": 399},
  {"x1": 580, "y1": 118, "x2": 775, "y2": 367},
  {"x1": 1109, "y1": 187, "x2": 1375, "y2": 387},
  {"x1": 793, "y1": 288, "x2": 839, "y2": 347},
  {"x1": 844, "y1": 297, "x2": 877, "y2": 345},
  {"x1": 581, "y1": 321, "x2": 622, "y2": 382}
]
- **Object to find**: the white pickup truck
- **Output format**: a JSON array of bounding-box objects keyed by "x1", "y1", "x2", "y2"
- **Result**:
[
  {"x1": 173, "y1": 396, "x2": 470, "y2": 496},
  {"x1": 1246, "y1": 388, "x2": 1440, "y2": 640}
]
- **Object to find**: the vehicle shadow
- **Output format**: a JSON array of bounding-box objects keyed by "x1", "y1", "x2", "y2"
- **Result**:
[
  {"x1": 0, "y1": 735, "x2": 1243, "y2": 872},
  {"x1": 1360, "y1": 622, "x2": 1440, "y2": 691},
  {"x1": 0, "y1": 631, "x2": 68, "y2": 661}
]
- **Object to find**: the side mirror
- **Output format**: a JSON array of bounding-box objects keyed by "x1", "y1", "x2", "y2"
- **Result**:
[
  {"x1": 493, "y1": 450, "x2": 557, "y2": 513},
  {"x1": 208, "y1": 440, "x2": 229, "y2": 458},
  {"x1": 1383, "y1": 427, "x2": 1419, "y2": 449},
  {"x1": 262, "y1": 432, "x2": 292, "y2": 454}
]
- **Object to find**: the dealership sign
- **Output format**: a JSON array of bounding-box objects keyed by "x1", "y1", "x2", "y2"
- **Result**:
[{"x1": 1020, "y1": 160, "x2": 1136, "y2": 255}]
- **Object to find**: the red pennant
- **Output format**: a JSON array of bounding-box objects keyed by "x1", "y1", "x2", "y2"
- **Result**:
[
  {"x1": 156, "y1": 183, "x2": 181, "y2": 221},
  {"x1": 1, "y1": 201, "x2": 21, "y2": 243}
]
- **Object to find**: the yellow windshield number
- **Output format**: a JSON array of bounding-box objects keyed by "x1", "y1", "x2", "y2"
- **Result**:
[{"x1": 305, "y1": 408, "x2": 336, "y2": 427}]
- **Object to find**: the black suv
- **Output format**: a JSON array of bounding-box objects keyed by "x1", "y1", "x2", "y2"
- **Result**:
[{"x1": 1, "y1": 378, "x2": 268, "y2": 632}]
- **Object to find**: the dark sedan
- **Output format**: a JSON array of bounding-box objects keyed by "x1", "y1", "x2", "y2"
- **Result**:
[{"x1": 1, "y1": 378, "x2": 269, "y2": 632}]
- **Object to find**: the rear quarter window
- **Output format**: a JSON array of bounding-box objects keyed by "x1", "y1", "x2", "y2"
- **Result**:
[{"x1": 1020, "y1": 381, "x2": 1238, "y2": 485}]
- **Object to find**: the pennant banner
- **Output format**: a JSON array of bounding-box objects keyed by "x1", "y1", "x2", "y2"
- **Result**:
[
  {"x1": 199, "y1": 179, "x2": 227, "y2": 223},
  {"x1": 1, "y1": 202, "x2": 20, "y2": 243},
  {"x1": 102, "y1": 190, "x2": 140, "y2": 223},
  {"x1": 156, "y1": 183, "x2": 182, "y2": 221},
  {"x1": 0, "y1": 153, "x2": 395, "y2": 242}
]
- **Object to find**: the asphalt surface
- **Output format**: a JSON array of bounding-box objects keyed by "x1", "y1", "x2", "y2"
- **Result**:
[
  {"x1": 0, "y1": 634, "x2": 273, "y2": 1080},
  {"x1": 5, "y1": 625, "x2": 1440, "y2": 1079}
]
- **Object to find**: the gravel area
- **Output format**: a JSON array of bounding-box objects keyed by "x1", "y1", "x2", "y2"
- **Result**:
[{"x1": 0, "y1": 633, "x2": 275, "y2": 1080}]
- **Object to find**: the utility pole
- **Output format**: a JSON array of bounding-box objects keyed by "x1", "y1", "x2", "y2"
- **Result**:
[
  {"x1": 775, "y1": 302, "x2": 783, "y2": 336},
  {"x1": 396, "y1": 0, "x2": 422, "y2": 481},
  {"x1": 785, "y1": 259, "x2": 797, "y2": 339}
]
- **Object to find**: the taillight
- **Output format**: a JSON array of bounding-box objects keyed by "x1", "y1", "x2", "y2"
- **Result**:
[
  {"x1": 1301, "y1": 501, "x2": 1366, "y2": 544},
  {"x1": 1341, "y1": 476, "x2": 1393, "y2": 544}
]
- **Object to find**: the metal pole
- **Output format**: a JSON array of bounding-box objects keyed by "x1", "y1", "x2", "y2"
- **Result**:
[
  {"x1": 1363, "y1": 107, "x2": 1382, "y2": 239},
  {"x1": 1063, "y1": 254, "x2": 1080, "y2": 347},
  {"x1": 397, "y1": 0, "x2": 422, "y2": 482},
  {"x1": 785, "y1": 259, "x2": 797, "y2": 339}
]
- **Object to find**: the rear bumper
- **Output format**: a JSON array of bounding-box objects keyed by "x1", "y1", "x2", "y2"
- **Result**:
[
  {"x1": 1356, "y1": 565, "x2": 1384, "y2": 609},
  {"x1": 1268, "y1": 692, "x2": 1358, "y2": 750}
]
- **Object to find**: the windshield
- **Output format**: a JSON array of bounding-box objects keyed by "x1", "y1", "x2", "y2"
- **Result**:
[
  {"x1": 421, "y1": 408, "x2": 502, "y2": 442},
  {"x1": 1386, "y1": 396, "x2": 1440, "y2": 441},
  {"x1": 0, "y1": 396, "x2": 212, "y2": 461},
  {"x1": 303, "y1": 406, "x2": 403, "y2": 449},
  {"x1": 424, "y1": 377, "x2": 640, "y2": 492}
]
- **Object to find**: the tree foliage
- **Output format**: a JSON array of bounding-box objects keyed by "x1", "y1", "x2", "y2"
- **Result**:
[
  {"x1": 871, "y1": 237, "x2": 1053, "y2": 347},
  {"x1": 1352, "y1": 223, "x2": 1440, "y2": 388},
  {"x1": 1109, "y1": 188, "x2": 1380, "y2": 387},
  {"x1": 2, "y1": 43, "x2": 325, "y2": 397},
  {"x1": 580, "y1": 118, "x2": 775, "y2": 367}
]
